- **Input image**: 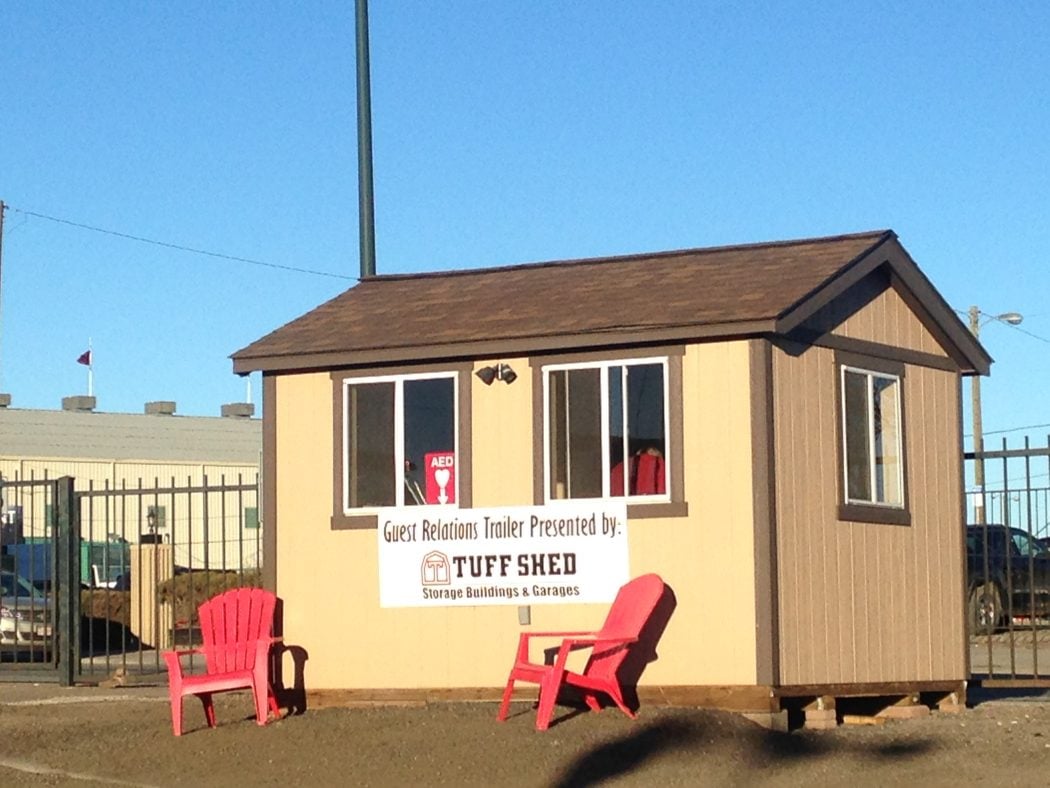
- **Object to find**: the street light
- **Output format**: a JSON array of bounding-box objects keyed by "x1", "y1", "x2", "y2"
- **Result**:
[{"x1": 967, "y1": 305, "x2": 1023, "y2": 523}]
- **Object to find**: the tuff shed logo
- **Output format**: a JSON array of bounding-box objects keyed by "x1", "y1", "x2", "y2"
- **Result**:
[{"x1": 421, "y1": 551, "x2": 451, "y2": 585}]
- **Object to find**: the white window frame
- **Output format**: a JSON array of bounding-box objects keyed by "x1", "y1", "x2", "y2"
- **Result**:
[
  {"x1": 840, "y1": 365, "x2": 904, "y2": 508},
  {"x1": 341, "y1": 371, "x2": 459, "y2": 514},
  {"x1": 542, "y1": 357, "x2": 671, "y2": 504}
]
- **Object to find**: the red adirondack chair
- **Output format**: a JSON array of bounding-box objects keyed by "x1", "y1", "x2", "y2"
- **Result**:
[
  {"x1": 497, "y1": 573, "x2": 665, "y2": 731},
  {"x1": 163, "y1": 587, "x2": 282, "y2": 736}
]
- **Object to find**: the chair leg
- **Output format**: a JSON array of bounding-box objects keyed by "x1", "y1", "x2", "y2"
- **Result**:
[
  {"x1": 497, "y1": 677, "x2": 515, "y2": 721},
  {"x1": 267, "y1": 684, "x2": 281, "y2": 720},
  {"x1": 170, "y1": 694, "x2": 183, "y2": 736},
  {"x1": 199, "y1": 693, "x2": 217, "y2": 728},
  {"x1": 535, "y1": 669, "x2": 564, "y2": 732},
  {"x1": 583, "y1": 693, "x2": 601, "y2": 713},
  {"x1": 605, "y1": 685, "x2": 636, "y2": 720},
  {"x1": 253, "y1": 682, "x2": 270, "y2": 726}
]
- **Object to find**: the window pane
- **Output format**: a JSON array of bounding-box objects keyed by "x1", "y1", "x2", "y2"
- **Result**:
[
  {"x1": 548, "y1": 368, "x2": 602, "y2": 499},
  {"x1": 548, "y1": 370, "x2": 569, "y2": 499},
  {"x1": 843, "y1": 371, "x2": 871, "y2": 502},
  {"x1": 608, "y1": 367, "x2": 626, "y2": 494},
  {"x1": 608, "y1": 363, "x2": 667, "y2": 497},
  {"x1": 627, "y1": 363, "x2": 666, "y2": 496},
  {"x1": 404, "y1": 377, "x2": 456, "y2": 505},
  {"x1": 872, "y1": 375, "x2": 901, "y2": 505},
  {"x1": 347, "y1": 382, "x2": 395, "y2": 508}
]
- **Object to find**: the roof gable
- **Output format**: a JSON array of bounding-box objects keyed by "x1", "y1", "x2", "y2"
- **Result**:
[{"x1": 232, "y1": 230, "x2": 989, "y2": 375}]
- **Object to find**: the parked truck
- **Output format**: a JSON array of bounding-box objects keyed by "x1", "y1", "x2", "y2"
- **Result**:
[{"x1": 1, "y1": 539, "x2": 131, "y2": 591}]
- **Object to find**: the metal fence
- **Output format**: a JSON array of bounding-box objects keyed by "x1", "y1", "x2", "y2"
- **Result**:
[
  {"x1": 0, "y1": 476, "x2": 59, "y2": 678},
  {"x1": 0, "y1": 472, "x2": 262, "y2": 684},
  {"x1": 966, "y1": 437, "x2": 1050, "y2": 686}
]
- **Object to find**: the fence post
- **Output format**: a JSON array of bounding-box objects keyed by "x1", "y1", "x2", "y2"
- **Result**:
[{"x1": 55, "y1": 476, "x2": 81, "y2": 686}]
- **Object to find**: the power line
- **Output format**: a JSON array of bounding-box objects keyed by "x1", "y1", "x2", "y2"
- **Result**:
[
  {"x1": 964, "y1": 423, "x2": 1050, "y2": 439},
  {"x1": 1009, "y1": 323, "x2": 1050, "y2": 346},
  {"x1": 9, "y1": 206, "x2": 356, "y2": 281}
]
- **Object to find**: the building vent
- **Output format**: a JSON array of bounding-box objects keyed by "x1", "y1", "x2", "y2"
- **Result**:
[
  {"x1": 62, "y1": 395, "x2": 96, "y2": 412},
  {"x1": 145, "y1": 401, "x2": 177, "y2": 416},
  {"x1": 221, "y1": 402, "x2": 255, "y2": 419}
]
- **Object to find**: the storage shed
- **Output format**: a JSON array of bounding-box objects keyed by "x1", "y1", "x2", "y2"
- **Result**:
[{"x1": 233, "y1": 230, "x2": 988, "y2": 723}]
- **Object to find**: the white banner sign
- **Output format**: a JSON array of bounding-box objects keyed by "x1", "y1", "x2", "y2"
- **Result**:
[{"x1": 377, "y1": 502, "x2": 629, "y2": 608}]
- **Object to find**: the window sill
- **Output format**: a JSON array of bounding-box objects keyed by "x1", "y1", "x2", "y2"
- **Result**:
[
  {"x1": 838, "y1": 502, "x2": 911, "y2": 526},
  {"x1": 627, "y1": 501, "x2": 689, "y2": 520},
  {"x1": 331, "y1": 513, "x2": 378, "y2": 530}
]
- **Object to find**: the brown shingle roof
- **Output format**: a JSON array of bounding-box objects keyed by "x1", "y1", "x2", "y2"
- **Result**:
[{"x1": 232, "y1": 230, "x2": 986, "y2": 374}]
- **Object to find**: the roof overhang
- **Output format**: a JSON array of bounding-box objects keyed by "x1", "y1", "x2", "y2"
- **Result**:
[
  {"x1": 774, "y1": 233, "x2": 991, "y2": 376},
  {"x1": 232, "y1": 319, "x2": 776, "y2": 375}
]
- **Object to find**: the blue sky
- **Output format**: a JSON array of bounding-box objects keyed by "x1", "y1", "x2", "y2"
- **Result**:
[{"x1": 1, "y1": 2, "x2": 1048, "y2": 458}]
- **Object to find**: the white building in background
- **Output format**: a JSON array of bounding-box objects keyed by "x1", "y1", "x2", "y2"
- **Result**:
[{"x1": 0, "y1": 397, "x2": 261, "y2": 574}]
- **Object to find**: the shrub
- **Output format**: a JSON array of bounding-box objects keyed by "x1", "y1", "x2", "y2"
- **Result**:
[
  {"x1": 157, "y1": 570, "x2": 263, "y2": 626},
  {"x1": 81, "y1": 590, "x2": 131, "y2": 627}
]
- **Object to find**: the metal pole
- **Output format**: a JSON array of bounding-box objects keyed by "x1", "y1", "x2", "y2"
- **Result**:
[
  {"x1": 0, "y1": 200, "x2": 6, "y2": 386},
  {"x1": 55, "y1": 476, "x2": 81, "y2": 686},
  {"x1": 968, "y1": 305, "x2": 985, "y2": 524},
  {"x1": 356, "y1": 0, "x2": 377, "y2": 279}
]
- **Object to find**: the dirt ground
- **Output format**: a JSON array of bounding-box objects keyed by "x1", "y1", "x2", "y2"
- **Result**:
[{"x1": 1, "y1": 684, "x2": 1049, "y2": 787}]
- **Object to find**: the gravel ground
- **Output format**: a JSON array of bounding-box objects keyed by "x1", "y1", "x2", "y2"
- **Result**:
[{"x1": 1, "y1": 685, "x2": 1049, "y2": 787}]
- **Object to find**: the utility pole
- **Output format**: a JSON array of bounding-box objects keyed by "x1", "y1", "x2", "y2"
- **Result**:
[
  {"x1": 967, "y1": 305, "x2": 1023, "y2": 525},
  {"x1": 0, "y1": 200, "x2": 6, "y2": 388},
  {"x1": 968, "y1": 306, "x2": 985, "y2": 524},
  {"x1": 356, "y1": 0, "x2": 377, "y2": 279}
]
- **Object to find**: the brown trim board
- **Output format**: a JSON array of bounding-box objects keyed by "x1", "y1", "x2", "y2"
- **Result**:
[
  {"x1": 807, "y1": 332, "x2": 959, "y2": 373},
  {"x1": 955, "y1": 372, "x2": 970, "y2": 680},
  {"x1": 262, "y1": 373, "x2": 277, "y2": 593},
  {"x1": 749, "y1": 338, "x2": 779, "y2": 687},
  {"x1": 302, "y1": 680, "x2": 966, "y2": 714}
]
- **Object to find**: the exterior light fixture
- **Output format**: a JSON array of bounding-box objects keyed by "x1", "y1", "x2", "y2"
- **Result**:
[{"x1": 475, "y1": 363, "x2": 517, "y2": 386}]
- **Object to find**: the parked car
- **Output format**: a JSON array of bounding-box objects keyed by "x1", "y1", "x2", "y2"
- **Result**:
[
  {"x1": 966, "y1": 524, "x2": 1050, "y2": 634},
  {"x1": 0, "y1": 569, "x2": 52, "y2": 657}
]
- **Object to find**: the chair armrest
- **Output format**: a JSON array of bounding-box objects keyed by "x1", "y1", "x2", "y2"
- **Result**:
[
  {"x1": 162, "y1": 647, "x2": 203, "y2": 677},
  {"x1": 515, "y1": 631, "x2": 596, "y2": 662},
  {"x1": 163, "y1": 647, "x2": 204, "y2": 661},
  {"x1": 549, "y1": 634, "x2": 639, "y2": 670}
]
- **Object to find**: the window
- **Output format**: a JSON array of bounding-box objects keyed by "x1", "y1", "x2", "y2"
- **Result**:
[
  {"x1": 341, "y1": 373, "x2": 458, "y2": 512},
  {"x1": 841, "y1": 365, "x2": 903, "y2": 508},
  {"x1": 244, "y1": 507, "x2": 259, "y2": 530},
  {"x1": 543, "y1": 359, "x2": 669, "y2": 502}
]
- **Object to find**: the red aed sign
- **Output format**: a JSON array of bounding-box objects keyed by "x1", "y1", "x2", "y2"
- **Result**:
[{"x1": 425, "y1": 451, "x2": 456, "y2": 505}]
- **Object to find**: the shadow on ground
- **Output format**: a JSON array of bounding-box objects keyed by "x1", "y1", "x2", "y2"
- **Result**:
[{"x1": 550, "y1": 712, "x2": 938, "y2": 788}]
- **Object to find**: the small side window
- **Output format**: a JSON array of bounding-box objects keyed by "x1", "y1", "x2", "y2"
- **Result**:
[{"x1": 841, "y1": 366, "x2": 904, "y2": 508}]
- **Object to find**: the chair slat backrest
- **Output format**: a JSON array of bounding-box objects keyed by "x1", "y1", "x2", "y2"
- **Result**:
[
  {"x1": 198, "y1": 587, "x2": 276, "y2": 675},
  {"x1": 586, "y1": 574, "x2": 665, "y2": 679}
]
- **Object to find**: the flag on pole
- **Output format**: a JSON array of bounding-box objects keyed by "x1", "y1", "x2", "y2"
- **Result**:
[{"x1": 77, "y1": 350, "x2": 92, "y2": 366}]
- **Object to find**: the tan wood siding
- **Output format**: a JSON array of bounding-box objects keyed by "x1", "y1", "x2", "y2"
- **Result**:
[
  {"x1": 773, "y1": 345, "x2": 965, "y2": 684},
  {"x1": 834, "y1": 286, "x2": 946, "y2": 357},
  {"x1": 273, "y1": 345, "x2": 762, "y2": 691}
]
